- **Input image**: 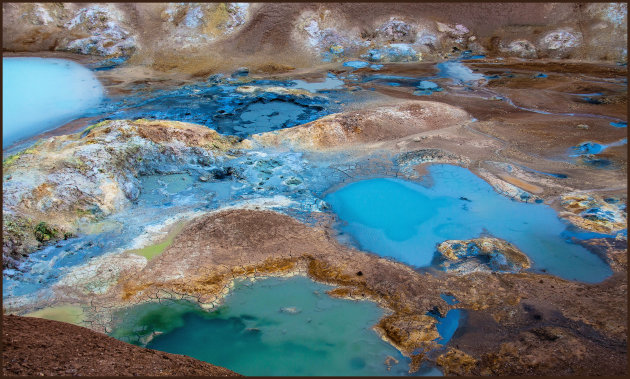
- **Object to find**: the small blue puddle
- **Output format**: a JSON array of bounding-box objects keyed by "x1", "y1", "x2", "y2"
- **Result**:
[
  {"x1": 417, "y1": 80, "x2": 440, "y2": 90},
  {"x1": 582, "y1": 95, "x2": 604, "y2": 104},
  {"x1": 436, "y1": 61, "x2": 485, "y2": 83},
  {"x1": 89, "y1": 56, "x2": 128, "y2": 71},
  {"x1": 360, "y1": 74, "x2": 424, "y2": 88},
  {"x1": 426, "y1": 306, "x2": 463, "y2": 346},
  {"x1": 434, "y1": 309, "x2": 463, "y2": 345},
  {"x1": 440, "y1": 293, "x2": 459, "y2": 305},
  {"x1": 290, "y1": 74, "x2": 345, "y2": 92},
  {"x1": 343, "y1": 60, "x2": 370, "y2": 69},
  {"x1": 324, "y1": 164, "x2": 612, "y2": 283},
  {"x1": 532, "y1": 171, "x2": 567, "y2": 179},
  {"x1": 414, "y1": 80, "x2": 443, "y2": 96},
  {"x1": 460, "y1": 52, "x2": 486, "y2": 60},
  {"x1": 570, "y1": 139, "x2": 627, "y2": 157},
  {"x1": 512, "y1": 163, "x2": 568, "y2": 179},
  {"x1": 572, "y1": 142, "x2": 607, "y2": 155}
]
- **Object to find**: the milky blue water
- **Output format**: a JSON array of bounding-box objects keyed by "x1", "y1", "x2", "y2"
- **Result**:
[
  {"x1": 414, "y1": 80, "x2": 443, "y2": 96},
  {"x1": 2, "y1": 58, "x2": 104, "y2": 147},
  {"x1": 324, "y1": 164, "x2": 612, "y2": 283},
  {"x1": 113, "y1": 276, "x2": 439, "y2": 376},
  {"x1": 343, "y1": 60, "x2": 370, "y2": 69},
  {"x1": 436, "y1": 62, "x2": 485, "y2": 83},
  {"x1": 417, "y1": 80, "x2": 439, "y2": 90},
  {"x1": 291, "y1": 75, "x2": 345, "y2": 91}
]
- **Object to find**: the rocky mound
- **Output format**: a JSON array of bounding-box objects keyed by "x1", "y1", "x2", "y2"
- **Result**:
[
  {"x1": 560, "y1": 192, "x2": 627, "y2": 234},
  {"x1": 253, "y1": 101, "x2": 471, "y2": 150},
  {"x1": 2, "y1": 119, "x2": 247, "y2": 268},
  {"x1": 437, "y1": 237, "x2": 531, "y2": 273},
  {"x1": 2, "y1": 314, "x2": 239, "y2": 376}
]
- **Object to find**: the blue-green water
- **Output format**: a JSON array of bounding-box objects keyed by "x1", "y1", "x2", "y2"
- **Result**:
[
  {"x1": 324, "y1": 164, "x2": 612, "y2": 283},
  {"x1": 112, "y1": 277, "x2": 439, "y2": 376}
]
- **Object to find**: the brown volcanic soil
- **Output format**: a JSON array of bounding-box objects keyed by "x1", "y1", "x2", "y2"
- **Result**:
[
  {"x1": 2, "y1": 314, "x2": 239, "y2": 376},
  {"x1": 341, "y1": 59, "x2": 627, "y2": 199}
]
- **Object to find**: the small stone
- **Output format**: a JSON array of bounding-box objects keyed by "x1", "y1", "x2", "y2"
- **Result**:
[
  {"x1": 577, "y1": 124, "x2": 590, "y2": 129},
  {"x1": 198, "y1": 176, "x2": 209, "y2": 182}
]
